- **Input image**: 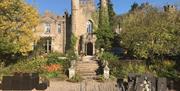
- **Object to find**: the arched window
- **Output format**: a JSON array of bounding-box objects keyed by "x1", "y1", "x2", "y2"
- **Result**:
[{"x1": 87, "y1": 21, "x2": 93, "y2": 33}]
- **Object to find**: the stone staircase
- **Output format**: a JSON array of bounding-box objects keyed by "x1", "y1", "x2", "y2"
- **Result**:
[{"x1": 76, "y1": 56, "x2": 99, "y2": 79}]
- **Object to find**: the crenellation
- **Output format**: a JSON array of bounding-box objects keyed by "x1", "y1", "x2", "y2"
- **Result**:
[
  {"x1": 164, "y1": 5, "x2": 176, "y2": 13},
  {"x1": 80, "y1": 0, "x2": 94, "y2": 6}
]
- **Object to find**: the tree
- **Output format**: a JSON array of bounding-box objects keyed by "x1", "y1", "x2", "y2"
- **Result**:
[
  {"x1": 96, "y1": 0, "x2": 114, "y2": 50},
  {"x1": 97, "y1": 0, "x2": 116, "y2": 29},
  {"x1": 130, "y1": 2, "x2": 139, "y2": 12},
  {"x1": 0, "y1": 0, "x2": 39, "y2": 57},
  {"x1": 107, "y1": 0, "x2": 116, "y2": 28},
  {"x1": 119, "y1": 4, "x2": 180, "y2": 61}
]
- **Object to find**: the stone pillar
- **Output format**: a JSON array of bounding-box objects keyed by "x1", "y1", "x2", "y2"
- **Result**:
[
  {"x1": 68, "y1": 60, "x2": 76, "y2": 79},
  {"x1": 103, "y1": 62, "x2": 110, "y2": 79},
  {"x1": 68, "y1": 67, "x2": 75, "y2": 79}
]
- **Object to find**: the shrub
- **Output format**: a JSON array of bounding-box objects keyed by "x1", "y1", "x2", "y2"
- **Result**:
[
  {"x1": 110, "y1": 61, "x2": 147, "y2": 78},
  {"x1": 120, "y1": 62, "x2": 147, "y2": 78},
  {"x1": 47, "y1": 52, "x2": 70, "y2": 74},
  {"x1": 149, "y1": 60, "x2": 179, "y2": 78},
  {"x1": 100, "y1": 52, "x2": 119, "y2": 62},
  {"x1": 66, "y1": 49, "x2": 77, "y2": 60},
  {"x1": 0, "y1": 53, "x2": 72, "y2": 80},
  {"x1": 47, "y1": 52, "x2": 65, "y2": 65},
  {"x1": 10, "y1": 57, "x2": 47, "y2": 73},
  {"x1": 0, "y1": 56, "x2": 47, "y2": 80},
  {"x1": 43, "y1": 71, "x2": 60, "y2": 78},
  {"x1": 96, "y1": 75, "x2": 105, "y2": 82}
]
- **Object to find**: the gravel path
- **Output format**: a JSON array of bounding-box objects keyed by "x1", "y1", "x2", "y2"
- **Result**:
[{"x1": 45, "y1": 80, "x2": 118, "y2": 91}]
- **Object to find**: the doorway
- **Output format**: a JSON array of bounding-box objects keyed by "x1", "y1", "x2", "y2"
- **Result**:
[{"x1": 86, "y1": 42, "x2": 93, "y2": 55}]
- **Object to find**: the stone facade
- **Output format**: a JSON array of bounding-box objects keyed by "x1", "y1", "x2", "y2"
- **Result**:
[
  {"x1": 35, "y1": 11, "x2": 71, "y2": 53},
  {"x1": 35, "y1": 0, "x2": 107, "y2": 55}
]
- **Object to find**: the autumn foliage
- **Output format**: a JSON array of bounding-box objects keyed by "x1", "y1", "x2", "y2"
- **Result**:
[
  {"x1": 0, "y1": 0, "x2": 39, "y2": 56},
  {"x1": 44, "y1": 64, "x2": 61, "y2": 72}
]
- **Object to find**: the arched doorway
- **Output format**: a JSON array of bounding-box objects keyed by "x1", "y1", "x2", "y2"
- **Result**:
[{"x1": 87, "y1": 42, "x2": 93, "y2": 55}]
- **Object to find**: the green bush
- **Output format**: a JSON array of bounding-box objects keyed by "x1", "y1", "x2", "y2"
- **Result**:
[
  {"x1": 96, "y1": 75, "x2": 106, "y2": 82},
  {"x1": 109, "y1": 61, "x2": 147, "y2": 78},
  {"x1": 42, "y1": 71, "x2": 60, "y2": 78},
  {"x1": 0, "y1": 57, "x2": 47, "y2": 80},
  {"x1": 149, "y1": 60, "x2": 180, "y2": 78},
  {"x1": 100, "y1": 52, "x2": 118, "y2": 62},
  {"x1": 47, "y1": 52, "x2": 70, "y2": 74},
  {"x1": 0, "y1": 53, "x2": 72, "y2": 80},
  {"x1": 66, "y1": 49, "x2": 77, "y2": 60},
  {"x1": 47, "y1": 52, "x2": 65, "y2": 65},
  {"x1": 120, "y1": 62, "x2": 147, "y2": 78}
]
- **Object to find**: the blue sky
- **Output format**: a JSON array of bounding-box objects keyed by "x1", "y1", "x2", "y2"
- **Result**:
[{"x1": 26, "y1": 0, "x2": 180, "y2": 15}]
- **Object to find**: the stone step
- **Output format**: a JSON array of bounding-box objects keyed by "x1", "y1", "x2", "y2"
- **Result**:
[
  {"x1": 76, "y1": 66, "x2": 99, "y2": 69},
  {"x1": 75, "y1": 57, "x2": 99, "y2": 79},
  {"x1": 76, "y1": 61, "x2": 98, "y2": 64},
  {"x1": 78, "y1": 72, "x2": 96, "y2": 75},
  {"x1": 81, "y1": 75, "x2": 98, "y2": 79},
  {"x1": 76, "y1": 67, "x2": 98, "y2": 71},
  {"x1": 79, "y1": 73, "x2": 98, "y2": 79},
  {"x1": 77, "y1": 70, "x2": 97, "y2": 73},
  {"x1": 82, "y1": 56, "x2": 95, "y2": 60},
  {"x1": 76, "y1": 68, "x2": 98, "y2": 72},
  {"x1": 76, "y1": 69, "x2": 98, "y2": 71},
  {"x1": 76, "y1": 63, "x2": 98, "y2": 66},
  {"x1": 76, "y1": 66, "x2": 98, "y2": 69}
]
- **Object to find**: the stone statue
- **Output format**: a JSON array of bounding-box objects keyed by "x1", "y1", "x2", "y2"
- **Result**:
[
  {"x1": 140, "y1": 77, "x2": 151, "y2": 91},
  {"x1": 105, "y1": 60, "x2": 109, "y2": 67},
  {"x1": 103, "y1": 60, "x2": 110, "y2": 79},
  {"x1": 70, "y1": 60, "x2": 76, "y2": 68}
]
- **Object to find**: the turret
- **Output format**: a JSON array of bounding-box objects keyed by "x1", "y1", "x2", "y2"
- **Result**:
[
  {"x1": 164, "y1": 5, "x2": 176, "y2": 13},
  {"x1": 72, "y1": 0, "x2": 79, "y2": 10},
  {"x1": 100, "y1": 0, "x2": 107, "y2": 8},
  {"x1": 71, "y1": 0, "x2": 79, "y2": 34}
]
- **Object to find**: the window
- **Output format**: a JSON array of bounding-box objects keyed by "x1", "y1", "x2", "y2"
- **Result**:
[
  {"x1": 45, "y1": 23, "x2": 51, "y2": 33},
  {"x1": 87, "y1": 21, "x2": 93, "y2": 33},
  {"x1": 57, "y1": 24, "x2": 61, "y2": 33},
  {"x1": 44, "y1": 39, "x2": 52, "y2": 53}
]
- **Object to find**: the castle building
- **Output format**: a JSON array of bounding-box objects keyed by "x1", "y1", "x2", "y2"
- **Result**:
[{"x1": 35, "y1": 0, "x2": 108, "y2": 56}]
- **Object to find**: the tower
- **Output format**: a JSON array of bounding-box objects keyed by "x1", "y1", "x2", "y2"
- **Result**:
[
  {"x1": 71, "y1": 0, "x2": 79, "y2": 34},
  {"x1": 100, "y1": 0, "x2": 108, "y2": 8},
  {"x1": 71, "y1": 0, "x2": 96, "y2": 56}
]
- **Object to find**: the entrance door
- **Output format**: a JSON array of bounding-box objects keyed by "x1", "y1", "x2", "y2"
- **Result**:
[{"x1": 87, "y1": 42, "x2": 93, "y2": 55}]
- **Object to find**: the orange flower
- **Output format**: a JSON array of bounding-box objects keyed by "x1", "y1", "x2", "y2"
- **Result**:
[{"x1": 44, "y1": 64, "x2": 61, "y2": 72}]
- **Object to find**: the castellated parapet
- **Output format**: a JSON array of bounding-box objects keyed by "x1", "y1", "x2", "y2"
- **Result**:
[{"x1": 164, "y1": 5, "x2": 176, "y2": 13}]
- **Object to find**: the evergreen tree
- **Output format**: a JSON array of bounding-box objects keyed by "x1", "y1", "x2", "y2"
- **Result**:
[
  {"x1": 107, "y1": 0, "x2": 116, "y2": 28},
  {"x1": 97, "y1": 0, "x2": 116, "y2": 28},
  {"x1": 96, "y1": 0, "x2": 114, "y2": 50},
  {"x1": 130, "y1": 2, "x2": 139, "y2": 11}
]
